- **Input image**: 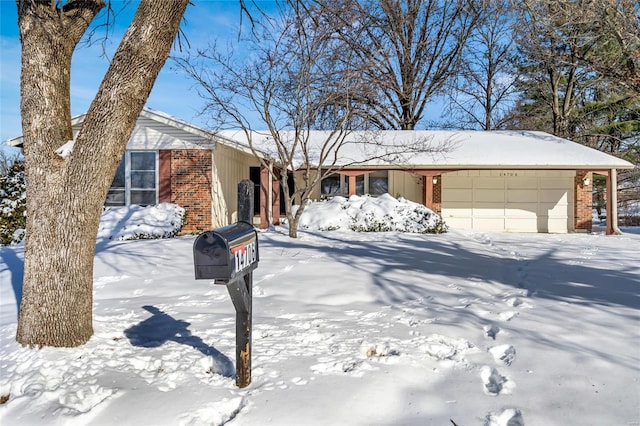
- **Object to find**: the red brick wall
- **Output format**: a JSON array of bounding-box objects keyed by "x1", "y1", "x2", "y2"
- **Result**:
[
  {"x1": 433, "y1": 176, "x2": 442, "y2": 215},
  {"x1": 423, "y1": 175, "x2": 442, "y2": 216},
  {"x1": 164, "y1": 149, "x2": 213, "y2": 233},
  {"x1": 574, "y1": 170, "x2": 592, "y2": 232}
]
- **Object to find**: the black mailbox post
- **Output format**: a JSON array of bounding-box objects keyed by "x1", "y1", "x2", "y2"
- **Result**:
[{"x1": 193, "y1": 180, "x2": 258, "y2": 388}]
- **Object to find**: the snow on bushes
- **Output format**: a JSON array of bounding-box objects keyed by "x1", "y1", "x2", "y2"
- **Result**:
[
  {"x1": 97, "y1": 203, "x2": 185, "y2": 241},
  {"x1": 297, "y1": 193, "x2": 447, "y2": 233}
]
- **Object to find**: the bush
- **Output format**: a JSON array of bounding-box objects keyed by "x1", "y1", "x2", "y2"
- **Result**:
[{"x1": 0, "y1": 160, "x2": 26, "y2": 245}]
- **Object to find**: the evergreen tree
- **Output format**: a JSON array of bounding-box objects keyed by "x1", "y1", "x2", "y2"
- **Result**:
[{"x1": 0, "y1": 160, "x2": 26, "y2": 245}]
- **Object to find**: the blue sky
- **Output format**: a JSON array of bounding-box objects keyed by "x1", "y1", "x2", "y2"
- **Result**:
[{"x1": 1, "y1": 1, "x2": 275, "y2": 153}]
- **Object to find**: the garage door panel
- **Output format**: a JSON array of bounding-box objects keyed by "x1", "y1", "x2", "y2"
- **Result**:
[
  {"x1": 473, "y1": 217, "x2": 505, "y2": 231},
  {"x1": 540, "y1": 203, "x2": 569, "y2": 218},
  {"x1": 506, "y1": 205, "x2": 538, "y2": 218},
  {"x1": 442, "y1": 189, "x2": 473, "y2": 202},
  {"x1": 548, "y1": 217, "x2": 570, "y2": 233},
  {"x1": 472, "y1": 207, "x2": 505, "y2": 217},
  {"x1": 507, "y1": 179, "x2": 537, "y2": 189},
  {"x1": 441, "y1": 204, "x2": 472, "y2": 216},
  {"x1": 474, "y1": 190, "x2": 504, "y2": 202},
  {"x1": 507, "y1": 189, "x2": 538, "y2": 203},
  {"x1": 444, "y1": 176, "x2": 473, "y2": 188},
  {"x1": 506, "y1": 218, "x2": 539, "y2": 232},
  {"x1": 539, "y1": 177, "x2": 573, "y2": 189},
  {"x1": 540, "y1": 190, "x2": 568, "y2": 203},
  {"x1": 474, "y1": 178, "x2": 505, "y2": 189},
  {"x1": 444, "y1": 217, "x2": 473, "y2": 229}
]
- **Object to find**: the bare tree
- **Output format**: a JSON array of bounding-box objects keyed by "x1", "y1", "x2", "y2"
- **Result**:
[
  {"x1": 444, "y1": 0, "x2": 519, "y2": 130},
  {"x1": 16, "y1": 0, "x2": 189, "y2": 347},
  {"x1": 572, "y1": 0, "x2": 640, "y2": 94},
  {"x1": 176, "y1": 2, "x2": 445, "y2": 238},
  {"x1": 512, "y1": 0, "x2": 599, "y2": 138},
  {"x1": 324, "y1": 0, "x2": 479, "y2": 130}
]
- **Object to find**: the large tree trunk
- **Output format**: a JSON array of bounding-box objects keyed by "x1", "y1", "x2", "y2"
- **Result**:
[{"x1": 16, "y1": 0, "x2": 189, "y2": 347}]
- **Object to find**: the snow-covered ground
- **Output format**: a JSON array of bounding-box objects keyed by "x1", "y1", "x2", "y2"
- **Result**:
[{"x1": 1, "y1": 200, "x2": 639, "y2": 426}]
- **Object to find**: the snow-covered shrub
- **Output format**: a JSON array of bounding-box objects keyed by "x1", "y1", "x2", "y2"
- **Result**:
[
  {"x1": 351, "y1": 212, "x2": 394, "y2": 232},
  {"x1": 0, "y1": 160, "x2": 26, "y2": 245},
  {"x1": 97, "y1": 203, "x2": 186, "y2": 241},
  {"x1": 297, "y1": 194, "x2": 447, "y2": 233}
]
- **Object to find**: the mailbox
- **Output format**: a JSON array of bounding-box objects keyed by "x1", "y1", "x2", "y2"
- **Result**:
[{"x1": 193, "y1": 221, "x2": 259, "y2": 284}]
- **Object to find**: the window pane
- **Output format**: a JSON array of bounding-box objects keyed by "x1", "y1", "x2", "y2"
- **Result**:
[
  {"x1": 105, "y1": 189, "x2": 125, "y2": 206},
  {"x1": 368, "y1": 171, "x2": 388, "y2": 196},
  {"x1": 131, "y1": 190, "x2": 156, "y2": 206},
  {"x1": 130, "y1": 152, "x2": 155, "y2": 171},
  {"x1": 356, "y1": 175, "x2": 365, "y2": 195},
  {"x1": 321, "y1": 175, "x2": 341, "y2": 196},
  {"x1": 110, "y1": 156, "x2": 126, "y2": 188},
  {"x1": 131, "y1": 171, "x2": 155, "y2": 189}
]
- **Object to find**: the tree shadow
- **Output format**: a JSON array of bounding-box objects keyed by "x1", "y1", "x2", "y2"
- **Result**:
[
  {"x1": 261, "y1": 229, "x2": 640, "y2": 311},
  {"x1": 0, "y1": 246, "x2": 24, "y2": 318},
  {"x1": 259, "y1": 229, "x2": 639, "y2": 369},
  {"x1": 124, "y1": 305, "x2": 234, "y2": 378},
  {"x1": 95, "y1": 207, "x2": 138, "y2": 252}
]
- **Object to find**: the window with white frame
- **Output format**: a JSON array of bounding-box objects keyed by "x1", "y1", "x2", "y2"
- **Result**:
[
  {"x1": 105, "y1": 151, "x2": 158, "y2": 207},
  {"x1": 320, "y1": 171, "x2": 388, "y2": 197}
]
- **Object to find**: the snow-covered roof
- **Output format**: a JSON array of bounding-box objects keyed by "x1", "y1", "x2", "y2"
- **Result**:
[
  {"x1": 8, "y1": 112, "x2": 633, "y2": 170},
  {"x1": 4, "y1": 108, "x2": 264, "y2": 158},
  {"x1": 219, "y1": 130, "x2": 634, "y2": 170},
  {"x1": 5, "y1": 108, "x2": 216, "y2": 149}
]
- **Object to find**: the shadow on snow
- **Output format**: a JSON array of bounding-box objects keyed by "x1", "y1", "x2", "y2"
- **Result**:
[
  {"x1": 263, "y1": 230, "x2": 639, "y2": 311},
  {"x1": 124, "y1": 305, "x2": 234, "y2": 378}
]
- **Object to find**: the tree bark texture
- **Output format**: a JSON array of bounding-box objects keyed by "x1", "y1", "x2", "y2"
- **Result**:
[{"x1": 16, "y1": 0, "x2": 189, "y2": 347}]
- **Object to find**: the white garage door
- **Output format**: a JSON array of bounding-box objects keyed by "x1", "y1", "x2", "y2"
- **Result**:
[{"x1": 441, "y1": 170, "x2": 575, "y2": 233}]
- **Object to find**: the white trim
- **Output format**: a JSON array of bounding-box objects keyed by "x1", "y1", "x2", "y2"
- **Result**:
[{"x1": 106, "y1": 151, "x2": 158, "y2": 207}]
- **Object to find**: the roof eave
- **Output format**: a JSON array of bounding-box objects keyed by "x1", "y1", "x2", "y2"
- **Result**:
[{"x1": 339, "y1": 163, "x2": 636, "y2": 170}]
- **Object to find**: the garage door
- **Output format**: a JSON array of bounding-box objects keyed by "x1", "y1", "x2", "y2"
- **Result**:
[{"x1": 441, "y1": 170, "x2": 575, "y2": 233}]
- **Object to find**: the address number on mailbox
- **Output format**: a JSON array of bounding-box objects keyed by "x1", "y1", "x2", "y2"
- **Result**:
[{"x1": 193, "y1": 221, "x2": 259, "y2": 284}]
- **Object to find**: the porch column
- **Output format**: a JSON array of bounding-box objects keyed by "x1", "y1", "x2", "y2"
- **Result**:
[
  {"x1": 259, "y1": 165, "x2": 270, "y2": 229},
  {"x1": 272, "y1": 173, "x2": 280, "y2": 225},
  {"x1": 424, "y1": 176, "x2": 434, "y2": 210},
  {"x1": 348, "y1": 175, "x2": 356, "y2": 196},
  {"x1": 606, "y1": 168, "x2": 622, "y2": 235}
]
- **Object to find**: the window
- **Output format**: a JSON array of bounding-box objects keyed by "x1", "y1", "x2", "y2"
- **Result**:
[
  {"x1": 368, "y1": 170, "x2": 388, "y2": 195},
  {"x1": 354, "y1": 175, "x2": 365, "y2": 195},
  {"x1": 106, "y1": 151, "x2": 158, "y2": 207},
  {"x1": 321, "y1": 174, "x2": 342, "y2": 197},
  {"x1": 320, "y1": 171, "x2": 389, "y2": 197}
]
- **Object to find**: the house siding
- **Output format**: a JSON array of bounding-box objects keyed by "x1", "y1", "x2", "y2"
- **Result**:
[
  {"x1": 127, "y1": 116, "x2": 215, "y2": 150},
  {"x1": 212, "y1": 143, "x2": 261, "y2": 226},
  {"x1": 389, "y1": 170, "x2": 423, "y2": 202}
]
